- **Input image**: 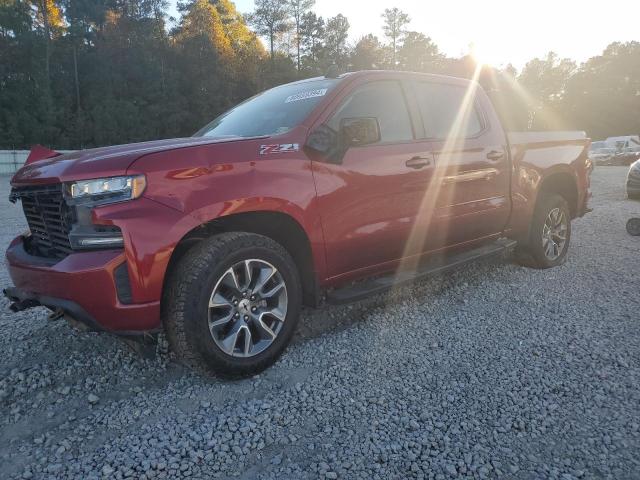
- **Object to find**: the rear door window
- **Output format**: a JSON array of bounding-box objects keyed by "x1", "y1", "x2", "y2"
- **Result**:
[
  {"x1": 414, "y1": 82, "x2": 484, "y2": 139},
  {"x1": 327, "y1": 81, "x2": 414, "y2": 144}
]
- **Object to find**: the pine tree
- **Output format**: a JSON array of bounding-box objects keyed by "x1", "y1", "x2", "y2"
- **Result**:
[{"x1": 381, "y1": 7, "x2": 409, "y2": 67}]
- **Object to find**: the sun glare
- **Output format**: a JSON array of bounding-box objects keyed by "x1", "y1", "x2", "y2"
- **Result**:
[{"x1": 469, "y1": 43, "x2": 490, "y2": 66}]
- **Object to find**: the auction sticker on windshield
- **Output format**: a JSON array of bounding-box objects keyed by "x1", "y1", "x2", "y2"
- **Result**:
[{"x1": 285, "y1": 89, "x2": 328, "y2": 103}]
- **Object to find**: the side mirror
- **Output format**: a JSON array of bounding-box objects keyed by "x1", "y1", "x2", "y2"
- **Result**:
[
  {"x1": 339, "y1": 117, "x2": 380, "y2": 147},
  {"x1": 304, "y1": 117, "x2": 381, "y2": 164},
  {"x1": 305, "y1": 123, "x2": 338, "y2": 155}
]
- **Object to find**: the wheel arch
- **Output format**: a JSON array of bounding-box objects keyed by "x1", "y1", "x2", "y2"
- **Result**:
[
  {"x1": 514, "y1": 168, "x2": 579, "y2": 248},
  {"x1": 163, "y1": 210, "x2": 320, "y2": 308},
  {"x1": 537, "y1": 170, "x2": 579, "y2": 218}
]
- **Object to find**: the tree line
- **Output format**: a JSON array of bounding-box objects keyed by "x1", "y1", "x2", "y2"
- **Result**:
[{"x1": 1, "y1": 0, "x2": 639, "y2": 149}]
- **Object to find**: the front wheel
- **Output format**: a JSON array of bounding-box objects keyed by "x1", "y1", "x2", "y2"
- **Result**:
[
  {"x1": 163, "y1": 232, "x2": 302, "y2": 377},
  {"x1": 518, "y1": 193, "x2": 572, "y2": 269}
]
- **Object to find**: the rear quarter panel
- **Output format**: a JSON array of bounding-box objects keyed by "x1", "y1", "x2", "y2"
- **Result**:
[{"x1": 506, "y1": 132, "x2": 591, "y2": 240}]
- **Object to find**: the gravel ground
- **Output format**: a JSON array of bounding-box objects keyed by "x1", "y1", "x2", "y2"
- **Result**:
[{"x1": 1, "y1": 166, "x2": 639, "y2": 480}]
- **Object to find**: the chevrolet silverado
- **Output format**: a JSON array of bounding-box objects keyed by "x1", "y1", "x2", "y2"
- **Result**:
[{"x1": 4, "y1": 71, "x2": 592, "y2": 375}]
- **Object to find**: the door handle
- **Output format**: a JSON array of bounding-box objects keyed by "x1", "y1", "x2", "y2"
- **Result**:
[
  {"x1": 406, "y1": 156, "x2": 431, "y2": 169},
  {"x1": 486, "y1": 150, "x2": 505, "y2": 161}
]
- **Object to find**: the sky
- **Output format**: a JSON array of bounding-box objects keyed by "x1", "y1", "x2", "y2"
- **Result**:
[{"x1": 170, "y1": 0, "x2": 640, "y2": 69}]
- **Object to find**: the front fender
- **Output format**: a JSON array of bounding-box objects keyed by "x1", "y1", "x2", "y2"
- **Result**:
[
  {"x1": 126, "y1": 139, "x2": 328, "y2": 284},
  {"x1": 91, "y1": 197, "x2": 202, "y2": 303}
]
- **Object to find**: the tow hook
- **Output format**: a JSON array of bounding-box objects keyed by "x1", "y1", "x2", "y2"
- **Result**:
[
  {"x1": 3, "y1": 288, "x2": 39, "y2": 312},
  {"x1": 8, "y1": 298, "x2": 39, "y2": 312}
]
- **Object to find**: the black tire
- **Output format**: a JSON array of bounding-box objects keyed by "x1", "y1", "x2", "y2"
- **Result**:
[
  {"x1": 627, "y1": 218, "x2": 640, "y2": 236},
  {"x1": 517, "y1": 193, "x2": 572, "y2": 269},
  {"x1": 162, "y1": 232, "x2": 302, "y2": 377}
]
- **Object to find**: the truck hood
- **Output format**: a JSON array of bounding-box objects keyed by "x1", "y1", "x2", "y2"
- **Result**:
[{"x1": 11, "y1": 136, "x2": 248, "y2": 185}]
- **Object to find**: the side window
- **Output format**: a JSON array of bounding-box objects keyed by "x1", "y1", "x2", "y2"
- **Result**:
[
  {"x1": 327, "y1": 81, "x2": 413, "y2": 144},
  {"x1": 415, "y1": 82, "x2": 484, "y2": 139}
]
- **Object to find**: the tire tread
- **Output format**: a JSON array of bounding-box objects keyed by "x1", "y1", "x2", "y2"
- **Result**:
[
  {"x1": 162, "y1": 232, "x2": 300, "y2": 377},
  {"x1": 518, "y1": 193, "x2": 571, "y2": 269}
]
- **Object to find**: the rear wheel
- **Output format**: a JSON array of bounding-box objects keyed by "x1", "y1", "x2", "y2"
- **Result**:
[
  {"x1": 163, "y1": 232, "x2": 301, "y2": 377},
  {"x1": 518, "y1": 193, "x2": 571, "y2": 269}
]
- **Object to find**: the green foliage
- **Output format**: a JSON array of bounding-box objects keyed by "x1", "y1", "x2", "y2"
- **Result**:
[
  {"x1": 381, "y1": 7, "x2": 410, "y2": 66},
  {"x1": 350, "y1": 34, "x2": 386, "y2": 70},
  {"x1": 287, "y1": 0, "x2": 313, "y2": 70},
  {"x1": 246, "y1": 0, "x2": 288, "y2": 58},
  {"x1": 562, "y1": 42, "x2": 640, "y2": 139},
  {"x1": 397, "y1": 32, "x2": 441, "y2": 72},
  {"x1": 322, "y1": 13, "x2": 349, "y2": 69},
  {"x1": 298, "y1": 10, "x2": 322, "y2": 73},
  {"x1": 0, "y1": 0, "x2": 274, "y2": 148},
  {"x1": 0, "y1": 0, "x2": 637, "y2": 149},
  {"x1": 518, "y1": 52, "x2": 577, "y2": 130}
]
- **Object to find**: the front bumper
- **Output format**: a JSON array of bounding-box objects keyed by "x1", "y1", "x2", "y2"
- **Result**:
[
  {"x1": 4, "y1": 236, "x2": 160, "y2": 333},
  {"x1": 4, "y1": 192, "x2": 202, "y2": 333}
]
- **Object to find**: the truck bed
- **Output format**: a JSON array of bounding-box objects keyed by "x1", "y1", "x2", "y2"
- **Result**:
[
  {"x1": 507, "y1": 131, "x2": 591, "y2": 169},
  {"x1": 507, "y1": 130, "x2": 589, "y2": 146}
]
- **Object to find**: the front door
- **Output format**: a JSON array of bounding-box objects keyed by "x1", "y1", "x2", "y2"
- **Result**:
[{"x1": 311, "y1": 79, "x2": 435, "y2": 279}]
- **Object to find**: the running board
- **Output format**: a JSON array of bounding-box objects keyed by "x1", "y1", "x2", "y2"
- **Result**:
[{"x1": 326, "y1": 239, "x2": 517, "y2": 305}]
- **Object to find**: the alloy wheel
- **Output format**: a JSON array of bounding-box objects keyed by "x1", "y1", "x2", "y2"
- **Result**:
[
  {"x1": 207, "y1": 259, "x2": 288, "y2": 357},
  {"x1": 542, "y1": 207, "x2": 568, "y2": 261}
]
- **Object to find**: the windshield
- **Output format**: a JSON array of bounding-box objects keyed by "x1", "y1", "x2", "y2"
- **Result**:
[{"x1": 194, "y1": 78, "x2": 339, "y2": 138}]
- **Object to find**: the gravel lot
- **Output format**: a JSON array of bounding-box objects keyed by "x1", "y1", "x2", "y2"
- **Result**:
[{"x1": 1, "y1": 166, "x2": 639, "y2": 480}]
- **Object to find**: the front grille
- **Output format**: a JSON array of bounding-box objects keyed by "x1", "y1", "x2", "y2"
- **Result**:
[{"x1": 10, "y1": 184, "x2": 74, "y2": 259}]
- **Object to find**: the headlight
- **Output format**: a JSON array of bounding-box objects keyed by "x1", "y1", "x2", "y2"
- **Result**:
[
  {"x1": 67, "y1": 175, "x2": 146, "y2": 205},
  {"x1": 63, "y1": 175, "x2": 145, "y2": 250}
]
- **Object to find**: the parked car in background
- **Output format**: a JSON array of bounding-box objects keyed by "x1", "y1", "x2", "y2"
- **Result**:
[
  {"x1": 589, "y1": 138, "x2": 640, "y2": 166},
  {"x1": 605, "y1": 135, "x2": 640, "y2": 149},
  {"x1": 589, "y1": 142, "x2": 617, "y2": 165},
  {"x1": 4, "y1": 71, "x2": 592, "y2": 376},
  {"x1": 600, "y1": 136, "x2": 640, "y2": 166},
  {"x1": 614, "y1": 147, "x2": 640, "y2": 166},
  {"x1": 627, "y1": 159, "x2": 640, "y2": 199}
]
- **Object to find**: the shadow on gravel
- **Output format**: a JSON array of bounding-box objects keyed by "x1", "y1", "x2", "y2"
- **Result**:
[
  {"x1": 294, "y1": 254, "x2": 511, "y2": 346},
  {"x1": 77, "y1": 254, "x2": 512, "y2": 368},
  {"x1": 1, "y1": 252, "x2": 511, "y2": 383}
]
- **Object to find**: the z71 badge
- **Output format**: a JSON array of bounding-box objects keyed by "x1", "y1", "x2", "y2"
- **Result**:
[{"x1": 259, "y1": 143, "x2": 300, "y2": 155}]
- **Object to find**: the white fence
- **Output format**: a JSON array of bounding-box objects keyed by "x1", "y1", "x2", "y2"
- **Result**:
[{"x1": 0, "y1": 150, "x2": 76, "y2": 175}]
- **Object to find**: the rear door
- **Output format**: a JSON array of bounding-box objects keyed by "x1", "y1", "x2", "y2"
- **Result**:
[
  {"x1": 311, "y1": 79, "x2": 436, "y2": 278},
  {"x1": 410, "y1": 79, "x2": 511, "y2": 249}
]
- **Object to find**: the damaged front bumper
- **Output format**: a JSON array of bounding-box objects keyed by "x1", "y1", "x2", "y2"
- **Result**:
[{"x1": 4, "y1": 236, "x2": 161, "y2": 335}]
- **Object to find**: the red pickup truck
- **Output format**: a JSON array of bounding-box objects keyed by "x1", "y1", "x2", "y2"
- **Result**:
[{"x1": 4, "y1": 71, "x2": 592, "y2": 376}]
